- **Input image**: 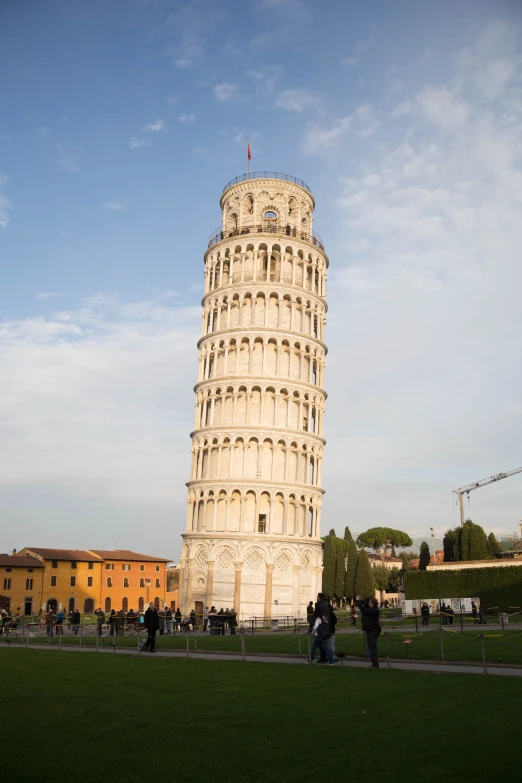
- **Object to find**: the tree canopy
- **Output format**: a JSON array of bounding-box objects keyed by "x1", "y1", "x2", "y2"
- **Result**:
[{"x1": 356, "y1": 527, "x2": 413, "y2": 565}]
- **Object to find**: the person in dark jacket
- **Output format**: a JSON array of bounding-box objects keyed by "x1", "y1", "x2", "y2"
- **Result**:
[
  {"x1": 189, "y1": 609, "x2": 197, "y2": 631},
  {"x1": 319, "y1": 600, "x2": 338, "y2": 662},
  {"x1": 421, "y1": 602, "x2": 430, "y2": 626},
  {"x1": 158, "y1": 607, "x2": 166, "y2": 635},
  {"x1": 229, "y1": 608, "x2": 238, "y2": 635},
  {"x1": 142, "y1": 603, "x2": 160, "y2": 652},
  {"x1": 315, "y1": 593, "x2": 331, "y2": 623},
  {"x1": 356, "y1": 596, "x2": 380, "y2": 668},
  {"x1": 447, "y1": 605, "x2": 454, "y2": 625},
  {"x1": 306, "y1": 601, "x2": 314, "y2": 631},
  {"x1": 72, "y1": 609, "x2": 81, "y2": 635},
  {"x1": 94, "y1": 608, "x2": 105, "y2": 636},
  {"x1": 175, "y1": 608, "x2": 182, "y2": 631}
]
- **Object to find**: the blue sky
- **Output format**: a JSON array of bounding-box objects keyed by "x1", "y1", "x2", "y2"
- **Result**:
[{"x1": 1, "y1": 0, "x2": 522, "y2": 557}]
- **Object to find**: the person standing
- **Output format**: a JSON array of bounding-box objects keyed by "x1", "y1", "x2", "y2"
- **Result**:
[
  {"x1": 229, "y1": 608, "x2": 238, "y2": 636},
  {"x1": 165, "y1": 606, "x2": 173, "y2": 635},
  {"x1": 447, "y1": 605, "x2": 454, "y2": 625},
  {"x1": 477, "y1": 604, "x2": 487, "y2": 625},
  {"x1": 175, "y1": 608, "x2": 182, "y2": 631},
  {"x1": 94, "y1": 608, "x2": 105, "y2": 636},
  {"x1": 441, "y1": 602, "x2": 448, "y2": 625},
  {"x1": 72, "y1": 609, "x2": 81, "y2": 635},
  {"x1": 55, "y1": 609, "x2": 65, "y2": 635},
  {"x1": 421, "y1": 602, "x2": 430, "y2": 626},
  {"x1": 45, "y1": 609, "x2": 55, "y2": 637},
  {"x1": 158, "y1": 606, "x2": 166, "y2": 636},
  {"x1": 350, "y1": 605, "x2": 357, "y2": 627},
  {"x1": 306, "y1": 601, "x2": 314, "y2": 631},
  {"x1": 356, "y1": 596, "x2": 381, "y2": 668},
  {"x1": 203, "y1": 606, "x2": 209, "y2": 632},
  {"x1": 209, "y1": 606, "x2": 217, "y2": 636},
  {"x1": 142, "y1": 603, "x2": 160, "y2": 653},
  {"x1": 471, "y1": 601, "x2": 478, "y2": 624},
  {"x1": 305, "y1": 605, "x2": 335, "y2": 665},
  {"x1": 189, "y1": 609, "x2": 197, "y2": 631}
]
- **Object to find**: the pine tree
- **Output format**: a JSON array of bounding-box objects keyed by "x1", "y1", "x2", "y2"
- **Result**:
[
  {"x1": 419, "y1": 541, "x2": 431, "y2": 570},
  {"x1": 487, "y1": 532, "x2": 501, "y2": 558},
  {"x1": 334, "y1": 548, "x2": 345, "y2": 602},
  {"x1": 345, "y1": 540, "x2": 358, "y2": 601},
  {"x1": 344, "y1": 526, "x2": 353, "y2": 543},
  {"x1": 468, "y1": 522, "x2": 488, "y2": 560},
  {"x1": 354, "y1": 549, "x2": 375, "y2": 599},
  {"x1": 322, "y1": 535, "x2": 336, "y2": 599}
]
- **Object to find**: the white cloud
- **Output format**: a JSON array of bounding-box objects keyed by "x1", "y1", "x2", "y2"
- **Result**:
[
  {"x1": 340, "y1": 36, "x2": 374, "y2": 66},
  {"x1": 167, "y1": 96, "x2": 181, "y2": 105},
  {"x1": 0, "y1": 193, "x2": 10, "y2": 229},
  {"x1": 129, "y1": 137, "x2": 152, "y2": 149},
  {"x1": 275, "y1": 89, "x2": 318, "y2": 112},
  {"x1": 103, "y1": 202, "x2": 124, "y2": 211},
  {"x1": 36, "y1": 292, "x2": 61, "y2": 300},
  {"x1": 174, "y1": 58, "x2": 192, "y2": 69},
  {"x1": 303, "y1": 115, "x2": 351, "y2": 154},
  {"x1": 177, "y1": 113, "x2": 195, "y2": 123},
  {"x1": 55, "y1": 141, "x2": 82, "y2": 173},
  {"x1": 213, "y1": 82, "x2": 239, "y2": 101},
  {"x1": 0, "y1": 292, "x2": 201, "y2": 554},
  {"x1": 391, "y1": 100, "x2": 412, "y2": 117},
  {"x1": 144, "y1": 118, "x2": 167, "y2": 132},
  {"x1": 417, "y1": 87, "x2": 471, "y2": 130}
]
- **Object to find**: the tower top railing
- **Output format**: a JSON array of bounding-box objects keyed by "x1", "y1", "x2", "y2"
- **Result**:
[
  {"x1": 207, "y1": 222, "x2": 324, "y2": 251},
  {"x1": 222, "y1": 172, "x2": 312, "y2": 195}
]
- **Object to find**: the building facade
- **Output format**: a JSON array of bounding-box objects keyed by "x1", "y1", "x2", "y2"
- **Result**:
[
  {"x1": 179, "y1": 173, "x2": 328, "y2": 619},
  {"x1": 13, "y1": 548, "x2": 176, "y2": 614},
  {"x1": 0, "y1": 553, "x2": 43, "y2": 615}
]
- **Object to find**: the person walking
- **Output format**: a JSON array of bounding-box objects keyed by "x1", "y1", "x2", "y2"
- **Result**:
[
  {"x1": 94, "y1": 608, "x2": 105, "y2": 636},
  {"x1": 472, "y1": 601, "x2": 478, "y2": 624},
  {"x1": 175, "y1": 608, "x2": 182, "y2": 631},
  {"x1": 350, "y1": 605, "x2": 357, "y2": 627},
  {"x1": 441, "y1": 602, "x2": 448, "y2": 625},
  {"x1": 356, "y1": 595, "x2": 381, "y2": 668},
  {"x1": 142, "y1": 603, "x2": 160, "y2": 653},
  {"x1": 306, "y1": 601, "x2": 314, "y2": 631},
  {"x1": 421, "y1": 602, "x2": 430, "y2": 626},
  {"x1": 447, "y1": 605, "x2": 454, "y2": 625},
  {"x1": 477, "y1": 604, "x2": 487, "y2": 624},
  {"x1": 203, "y1": 606, "x2": 209, "y2": 632},
  {"x1": 304, "y1": 605, "x2": 335, "y2": 665}
]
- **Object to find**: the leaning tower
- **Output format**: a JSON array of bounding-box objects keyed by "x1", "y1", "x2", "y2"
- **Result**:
[{"x1": 179, "y1": 172, "x2": 328, "y2": 620}]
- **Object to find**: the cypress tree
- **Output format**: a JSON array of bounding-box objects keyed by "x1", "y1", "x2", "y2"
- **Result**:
[
  {"x1": 400, "y1": 552, "x2": 410, "y2": 571},
  {"x1": 443, "y1": 529, "x2": 458, "y2": 562},
  {"x1": 419, "y1": 541, "x2": 431, "y2": 570},
  {"x1": 344, "y1": 526, "x2": 353, "y2": 544},
  {"x1": 329, "y1": 528, "x2": 336, "y2": 537},
  {"x1": 334, "y1": 548, "x2": 346, "y2": 601},
  {"x1": 322, "y1": 535, "x2": 336, "y2": 599},
  {"x1": 345, "y1": 540, "x2": 358, "y2": 601},
  {"x1": 354, "y1": 549, "x2": 375, "y2": 599},
  {"x1": 459, "y1": 522, "x2": 471, "y2": 560},
  {"x1": 468, "y1": 522, "x2": 488, "y2": 560},
  {"x1": 487, "y1": 532, "x2": 501, "y2": 558}
]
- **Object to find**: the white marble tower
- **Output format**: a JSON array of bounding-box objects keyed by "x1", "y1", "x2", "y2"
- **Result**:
[{"x1": 179, "y1": 173, "x2": 328, "y2": 619}]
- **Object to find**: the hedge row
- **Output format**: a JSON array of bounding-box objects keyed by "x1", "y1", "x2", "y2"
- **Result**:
[{"x1": 404, "y1": 565, "x2": 522, "y2": 611}]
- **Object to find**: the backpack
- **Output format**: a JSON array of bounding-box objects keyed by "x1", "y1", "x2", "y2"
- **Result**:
[{"x1": 317, "y1": 621, "x2": 331, "y2": 641}]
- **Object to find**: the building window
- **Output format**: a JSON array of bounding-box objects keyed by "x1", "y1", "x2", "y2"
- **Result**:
[
  {"x1": 28, "y1": 568, "x2": 33, "y2": 573},
  {"x1": 52, "y1": 560, "x2": 58, "y2": 568},
  {"x1": 138, "y1": 597, "x2": 144, "y2": 612},
  {"x1": 139, "y1": 578, "x2": 145, "y2": 588},
  {"x1": 71, "y1": 561, "x2": 77, "y2": 569},
  {"x1": 155, "y1": 565, "x2": 160, "y2": 572},
  {"x1": 88, "y1": 562, "x2": 94, "y2": 570},
  {"x1": 26, "y1": 578, "x2": 33, "y2": 590},
  {"x1": 122, "y1": 564, "x2": 130, "y2": 571},
  {"x1": 5, "y1": 567, "x2": 12, "y2": 573},
  {"x1": 107, "y1": 577, "x2": 112, "y2": 588},
  {"x1": 155, "y1": 578, "x2": 160, "y2": 588},
  {"x1": 122, "y1": 597, "x2": 129, "y2": 612},
  {"x1": 105, "y1": 597, "x2": 111, "y2": 612},
  {"x1": 258, "y1": 515, "x2": 266, "y2": 533},
  {"x1": 140, "y1": 564, "x2": 145, "y2": 572},
  {"x1": 3, "y1": 578, "x2": 11, "y2": 590},
  {"x1": 70, "y1": 577, "x2": 76, "y2": 587},
  {"x1": 51, "y1": 576, "x2": 57, "y2": 587},
  {"x1": 87, "y1": 577, "x2": 93, "y2": 587},
  {"x1": 123, "y1": 577, "x2": 129, "y2": 588},
  {"x1": 105, "y1": 563, "x2": 114, "y2": 571}
]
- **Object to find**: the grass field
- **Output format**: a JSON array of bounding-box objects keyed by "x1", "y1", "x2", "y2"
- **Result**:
[
  {"x1": 7, "y1": 625, "x2": 522, "y2": 666},
  {"x1": 1, "y1": 650, "x2": 522, "y2": 783}
]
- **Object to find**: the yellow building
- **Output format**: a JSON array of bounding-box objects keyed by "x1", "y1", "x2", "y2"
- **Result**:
[
  {"x1": 19, "y1": 548, "x2": 104, "y2": 614},
  {"x1": 0, "y1": 553, "x2": 43, "y2": 615}
]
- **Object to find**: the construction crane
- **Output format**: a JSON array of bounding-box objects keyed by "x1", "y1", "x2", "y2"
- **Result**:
[{"x1": 453, "y1": 467, "x2": 522, "y2": 527}]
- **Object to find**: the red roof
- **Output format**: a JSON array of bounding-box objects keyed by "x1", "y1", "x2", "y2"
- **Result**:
[
  {"x1": 90, "y1": 550, "x2": 170, "y2": 563},
  {"x1": 0, "y1": 554, "x2": 43, "y2": 568},
  {"x1": 22, "y1": 548, "x2": 102, "y2": 562}
]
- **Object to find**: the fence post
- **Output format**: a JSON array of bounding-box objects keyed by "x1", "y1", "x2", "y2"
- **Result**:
[
  {"x1": 193, "y1": 631, "x2": 197, "y2": 652},
  {"x1": 307, "y1": 630, "x2": 311, "y2": 662},
  {"x1": 385, "y1": 632, "x2": 391, "y2": 669},
  {"x1": 297, "y1": 623, "x2": 302, "y2": 655},
  {"x1": 480, "y1": 633, "x2": 487, "y2": 674},
  {"x1": 186, "y1": 632, "x2": 190, "y2": 658},
  {"x1": 241, "y1": 630, "x2": 245, "y2": 661},
  {"x1": 440, "y1": 627, "x2": 444, "y2": 661},
  {"x1": 501, "y1": 613, "x2": 505, "y2": 630}
]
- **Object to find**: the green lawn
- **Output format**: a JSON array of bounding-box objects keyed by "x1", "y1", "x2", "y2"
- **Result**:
[
  {"x1": 8, "y1": 625, "x2": 522, "y2": 666},
  {"x1": 1, "y1": 650, "x2": 522, "y2": 783}
]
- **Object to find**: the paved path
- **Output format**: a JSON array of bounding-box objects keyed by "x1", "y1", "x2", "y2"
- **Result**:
[{"x1": 2, "y1": 642, "x2": 522, "y2": 678}]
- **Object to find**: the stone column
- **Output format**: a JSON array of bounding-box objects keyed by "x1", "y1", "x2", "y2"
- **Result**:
[
  {"x1": 264, "y1": 564, "x2": 274, "y2": 619},
  {"x1": 206, "y1": 560, "x2": 215, "y2": 608},
  {"x1": 234, "y1": 562, "x2": 243, "y2": 613}
]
